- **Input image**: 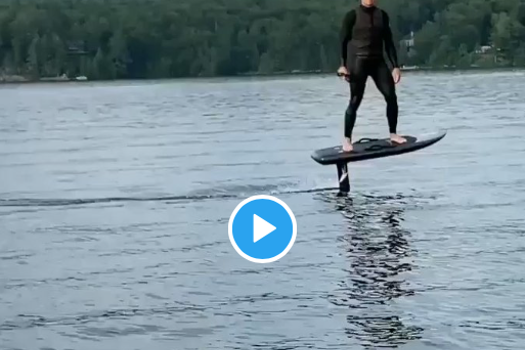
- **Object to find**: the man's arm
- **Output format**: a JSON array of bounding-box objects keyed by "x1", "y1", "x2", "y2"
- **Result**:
[
  {"x1": 340, "y1": 10, "x2": 356, "y2": 66},
  {"x1": 382, "y1": 11, "x2": 399, "y2": 69}
]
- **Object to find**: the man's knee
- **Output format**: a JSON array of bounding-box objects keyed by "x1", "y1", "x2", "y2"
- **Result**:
[
  {"x1": 349, "y1": 88, "x2": 365, "y2": 109},
  {"x1": 349, "y1": 95, "x2": 361, "y2": 108},
  {"x1": 384, "y1": 89, "x2": 397, "y2": 104}
]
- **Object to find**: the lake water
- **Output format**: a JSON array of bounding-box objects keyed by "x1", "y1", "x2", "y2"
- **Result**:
[{"x1": 1, "y1": 70, "x2": 525, "y2": 350}]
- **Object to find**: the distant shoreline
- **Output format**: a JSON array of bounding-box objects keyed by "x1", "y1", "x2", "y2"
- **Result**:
[
  {"x1": 1, "y1": 65, "x2": 523, "y2": 85},
  {"x1": 0, "y1": 74, "x2": 88, "y2": 84},
  {"x1": 236, "y1": 65, "x2": 524, "y2": 76}
]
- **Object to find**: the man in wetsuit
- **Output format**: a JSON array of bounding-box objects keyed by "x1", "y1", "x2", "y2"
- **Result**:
[{"x1": 337, "y1": 0, "x2": 407, "y2": 152}]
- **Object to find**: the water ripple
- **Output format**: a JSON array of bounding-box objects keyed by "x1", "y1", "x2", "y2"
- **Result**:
[{"x1": 1, "y1": 71, "x2": 525, "y2": 350}]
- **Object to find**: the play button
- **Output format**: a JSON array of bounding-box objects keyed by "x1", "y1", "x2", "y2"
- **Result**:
[
  {"x1": 228, "y1": 195, "x2": 297, "y2": 263},
  {"x1": 253, "y1": 214, "x2": 276, "y2": 243}
]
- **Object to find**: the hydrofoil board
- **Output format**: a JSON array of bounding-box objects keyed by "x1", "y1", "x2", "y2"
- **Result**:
[{"x1": 311, "y1": 130, "x2": 447, "y2": 166}]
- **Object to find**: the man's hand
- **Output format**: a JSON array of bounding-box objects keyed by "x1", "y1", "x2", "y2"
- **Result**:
[
  {"x1": 392, "y1": 68, "x2": 401, "y2": 84},
  {"x1": 337, "y1": 66, "x2": 349, "y2": 81}
]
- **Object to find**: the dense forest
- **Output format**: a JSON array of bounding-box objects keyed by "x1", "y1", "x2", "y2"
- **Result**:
[{"x1": 0, "y1": 0, "x2": 524, "y2": 81}]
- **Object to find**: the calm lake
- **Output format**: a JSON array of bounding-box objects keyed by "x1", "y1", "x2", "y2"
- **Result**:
[{"x1": 1, "y1": 70, "x2": 525, "y2": 350}]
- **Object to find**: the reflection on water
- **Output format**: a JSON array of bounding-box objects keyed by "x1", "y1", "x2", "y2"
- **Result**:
[{"x1": 319, "y1": 193, "x2": 423, "y2": 348}]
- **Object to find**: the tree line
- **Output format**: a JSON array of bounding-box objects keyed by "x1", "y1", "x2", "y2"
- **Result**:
[{"x1": 0, "y1": 0, "x2": 524, "y2": 81}]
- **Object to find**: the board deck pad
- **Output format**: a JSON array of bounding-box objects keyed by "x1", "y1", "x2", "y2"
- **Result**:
[{"x1": 311, "y1": 130, "x2": 446, "y2": 165}]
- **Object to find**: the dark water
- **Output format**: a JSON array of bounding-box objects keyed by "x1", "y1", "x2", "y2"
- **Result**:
[{"x1": 1, "y1": 71, "x2": 525, "y2": 350}]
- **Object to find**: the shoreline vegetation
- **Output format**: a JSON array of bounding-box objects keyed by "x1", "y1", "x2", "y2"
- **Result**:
[
  {"x1": 2, "y1": 65, "x2": 523, "y2": 84},
  {"x1": 1, "y1": 0, "x2": 524, "y2": 84}
]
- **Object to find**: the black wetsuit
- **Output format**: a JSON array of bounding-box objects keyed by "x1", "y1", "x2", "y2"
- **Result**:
[{"x1": 340, "y1": 4, "x2": 400, "y2": 137}]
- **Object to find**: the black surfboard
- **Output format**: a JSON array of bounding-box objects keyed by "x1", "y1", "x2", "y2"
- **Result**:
[{"x1": 311, "y1": 130, "x2": 447, "y2": 166}]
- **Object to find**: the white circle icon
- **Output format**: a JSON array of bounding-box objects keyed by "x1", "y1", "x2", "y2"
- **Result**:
[{"x1": 228, "y1": 195, "x2": 297, "y2": 263}]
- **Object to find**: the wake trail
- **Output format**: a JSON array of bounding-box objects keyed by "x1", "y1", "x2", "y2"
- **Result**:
[{"x1": 0, "y1": 186, "x2": 339, "y2": 208}]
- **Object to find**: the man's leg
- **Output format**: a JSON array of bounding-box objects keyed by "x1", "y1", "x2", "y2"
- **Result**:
[
  {"x1": 343, "y1": 59, "x2": 367, "y2": 152},
  {"x1": 370, "y1": 60, "x2": 406, "y2": 144}
]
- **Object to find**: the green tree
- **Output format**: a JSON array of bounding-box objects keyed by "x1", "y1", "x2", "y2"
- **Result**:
[{"x1": 0, "y1": 0, "x2": 524, "y2": 81}]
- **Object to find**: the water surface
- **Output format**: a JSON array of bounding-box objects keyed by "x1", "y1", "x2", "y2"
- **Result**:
[{"x1": 1, "y1": 70, "x2": 525, "y2": 350}]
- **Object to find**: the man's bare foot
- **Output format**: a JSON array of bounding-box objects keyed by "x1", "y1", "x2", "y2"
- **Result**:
[
  {"x1": 390, "y1": 133, "x2": 407, "y2": 144},
  {"x1": 342, "y1": 137, "x2": 353, "y2": 152}
]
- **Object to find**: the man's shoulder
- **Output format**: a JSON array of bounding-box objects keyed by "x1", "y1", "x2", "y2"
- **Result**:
[
  {"x1": 342, "y1": 8, "x2": 357, "y2": 22},
  {"x1": 377, "y1": 8, "x2": 390, "y2": 18},
  {"x1": 344, "y1": 8, "x2": 357, "y2": 16}
]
